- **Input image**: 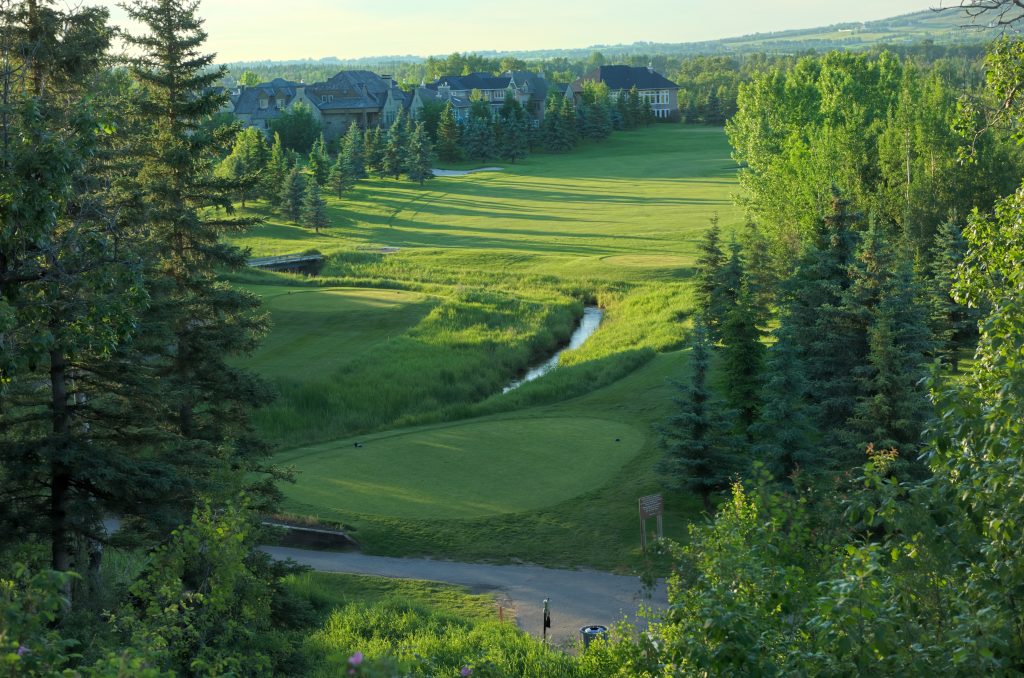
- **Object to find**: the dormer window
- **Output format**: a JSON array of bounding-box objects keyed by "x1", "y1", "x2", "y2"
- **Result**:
[
  {"x1": 276, "y1": 98, "x2": 285, "y2": 108},
  {"x1": 259, "y1": 98, "x2": 268, "y2": 109},
  {"x1": 321, "y1": 94, "x2": 334, "y2": 104}
]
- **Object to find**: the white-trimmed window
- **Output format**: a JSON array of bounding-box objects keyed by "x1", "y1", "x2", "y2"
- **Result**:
[
  {"x1": 259, "y1": 98, "x2": 268, "y2": 109},
  {"x1": 321, "y1": 94, "x2": 334, "y2": 103},
  {"x1": 276, "y1": 98, "x2": 285, "y2": 109}
]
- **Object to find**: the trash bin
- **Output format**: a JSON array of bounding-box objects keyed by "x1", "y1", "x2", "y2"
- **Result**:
[{"x1": 579, "y1": 625, "x2": 608, "y2": 650}]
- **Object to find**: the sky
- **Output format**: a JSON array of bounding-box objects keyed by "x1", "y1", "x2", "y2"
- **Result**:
[{"x1": 96, "y1": 0, "x2": 938, "y2": 63}]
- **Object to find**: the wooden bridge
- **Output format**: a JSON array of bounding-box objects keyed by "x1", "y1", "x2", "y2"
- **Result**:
[{"x1": 247, "y1": 252, "x2": 324, "y2": 274}]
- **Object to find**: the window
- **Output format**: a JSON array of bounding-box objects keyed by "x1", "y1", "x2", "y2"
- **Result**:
[
  {"x1": 494, "y1": 89, "x2": 505, "y2": 99},
  {"x1": 321, "y1": 94, "x2": 334, "y2": 104},
  {"x1": 259, "y1": 98, "x2": 268, "y2": 109},
  {"x1": 276, "y1": 98, "x2": 285, "y2": 109}
]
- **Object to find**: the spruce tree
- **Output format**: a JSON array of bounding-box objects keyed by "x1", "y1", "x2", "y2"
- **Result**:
[
  {"x1": 308, "y1": 133, "x2": 329, "y2": 186},
  {"x1": 122, "y1": 0, "x2": 275, "y2": 527},
  {"x1": 327, "y1": 152, "x2": 353, "y2": 198},
  {"x1": 657, "y1": 323, "x2": 742, "y2": 512},
  {"x1": 264, "y1": 132, "x2": 288, "y2": 205},
  {"x1": 542, "y1": 95, "x2": 565, "y2": 151},
  {"x1": 462, "y1": 116, "x2": 496, "y2": 162},
  {"x1": 364, "y1": 126, "x2": 385, "y2": 177},
  {"x1": 558, "y1": 96, "x2": 578, "y2": 147},
  {"x1": 218, "y1": 127, "x2": 268, "y2": 207},
  {"x1": 720, "y1": 281, "x2": 766, "y2": 432},
  {"x1": 406, "y1": 121, "x2": 435, "y2": 185},
  {"x1": 280, "y1": 166, "x2": 306, "y2": 221},
  {"x1": 382, "y1": 121, "x2": 406, "y2": 180},
  {"x1": 927, "y1": 219, "x2": 979, "y2": 370},
  {"x1": 499, "y1": 115, "x2": 529, "y2": 163},
  {"x1": 627, "y1": 86, "x2": 643, "y2": 128},
  {"x1": 694, "y1": 214, "x2": 726, "y2": 335},
  {"x1": 436, "y1": 102, "x2": 463, "y2": 163},
  {"x1": 749, "y1": 322, "x2": 817, "y2": 480},
  {"x1": 340, "y1": 123, "x2": 366, "y2": 181},
  {"x1": 301, "y1": 180, "x2": 329, "y2": 233}
]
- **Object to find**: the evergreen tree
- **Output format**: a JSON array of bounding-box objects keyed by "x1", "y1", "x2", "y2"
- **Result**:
[
  {"x1": 264, "y1": 132, "x2": 288, "y2": 205},
  {"x1": 615, "y1": 94, "x2": 631, "y2": 129},
  {"x1": 308, "y1": 133, "x2": 329, "y2": 186},
  {"x1": 749, "y1": 322, "x2": 817, "y2": 480},
  {"x1": 301, "y1": 180, "x2": 329, "y2": 233},
  {"x1": 382, "y1": 120, "x2": 406, "y2": 180},
  {"x1": 627, "y1": 86, "x2": 643, "y2": 128},
  {"x1": 498, "y1": 115, "x2": 529, "y2": 163},
  {"x1": 340, "y1": 123, "x2": 366, "y2": 181},
  {"x1": 720, "y1": 281, "x2": 766, "y2": 432},
  {"x1": 217, "y1": 127, "x2": 268, "y2": 206},
  {"x1": 558, "y1": 96, "x2": 578, "y2": 147},
  {"x1": 406, "y1": 122, "x2": 435, "y2": 185},
  {"x1": 657, "y1": 323, "x2": 742, "y2": 512},
  {"x1": 694, "y1": 214, "x2": 726, "y2": 336},
  {"x1": 781, "y1": 190, "x2": 863, "y2": 465},
  {"x1": 364, "y1": 126, "x2": 385, "y2": 177},
  {"x1": 927, "y1": 219, "x2": 979, "y2": 370},
  {"x1": 436, "y1": 102, "x2": 463, "y2": 163},
  {"x1": 740, "y1": 220, "x2": 777, "y2": 316},
  {"x1": 462, "y1": 116, "x2": 496, "y2": 161},
  {"x1": 542, "y1": 95, "x2": 572, "y2": 152},
  {"x1": 122, "y1": 0, "x2": 275, "y2": 530},
  {"x1": 327, "y1": 152, "x2": 354, "y2": 197},
  {"x1": 280, "y1": 166, "x2": 306, "y2": 221},
  {"x1": 642, "y1": 96, "x2": 656, "y2": 125}
]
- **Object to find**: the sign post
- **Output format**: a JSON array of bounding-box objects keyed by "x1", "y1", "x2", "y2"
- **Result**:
[
  {"x1": 542, "y1": 598, "x2": 551, "y2": 643},
  {"x1": 638, "y1": 494, "x2": 664, "y2": 551}
]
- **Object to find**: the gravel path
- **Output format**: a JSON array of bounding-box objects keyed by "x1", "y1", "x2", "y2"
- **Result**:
[
  {"x1": 261, "y1": 546, "x2": 667, "y2": 646},
  {"x1": 431, "y1": 167, "x2": 504, "y2": 177}
]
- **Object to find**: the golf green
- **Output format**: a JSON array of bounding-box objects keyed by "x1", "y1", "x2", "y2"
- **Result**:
[{"x1": 276, "y1": 416, "x2": 646, "y2": 520}]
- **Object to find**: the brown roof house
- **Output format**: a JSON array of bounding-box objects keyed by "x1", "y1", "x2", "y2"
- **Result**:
[{"x1": 569, "y1": 65, "x2": 680, "y2": 121}]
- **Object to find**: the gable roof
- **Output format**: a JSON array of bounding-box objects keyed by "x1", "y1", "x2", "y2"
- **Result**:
[
  {"x1": 306, "y1": 70, "x2": 399, "y2": 111},
  {"x1": 436, "y1": 72, "x2": 513, "y2": 92},
  {"x1": 571, "y1": 65, "x2": 678, "y2": 92},
  {"x1": 232, "y1": 78, "x2": 301, "y2": 117},
  {"x1": 504, "y1": 70, "x2": 549, "y2": 102}
]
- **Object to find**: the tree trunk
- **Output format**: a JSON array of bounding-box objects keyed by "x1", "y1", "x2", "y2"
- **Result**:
[
  {"x1": 701, "y1": 489, "x2": 712, "y2": 514},
  {"x1": 49, "y1": 349, "x2": 73, "y2": 606}
]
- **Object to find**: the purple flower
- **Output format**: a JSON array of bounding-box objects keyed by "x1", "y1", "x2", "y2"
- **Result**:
[
  {"x1": 348, "y1": 651, "x2": 364, "y2": 666},
  {"x1": 16, "y1": 645, "x2": 28, "y2": 657},
  {"x1": 460, "y1": 667, "x2": 472, "y2": 677}
]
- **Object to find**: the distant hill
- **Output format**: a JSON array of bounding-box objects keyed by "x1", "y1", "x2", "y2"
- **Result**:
[{"x1": 222, "y1": 8, "x2": 998, "y2": 71}]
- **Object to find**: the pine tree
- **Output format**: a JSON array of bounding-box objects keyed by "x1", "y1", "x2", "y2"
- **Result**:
[
  {"x1": 280, "y1": 166, "x2": 306, "y2": 221},
  {"x1": 217, "y1": 127, "x2": 268, "y2": 207},
  {"x1": 264, "y1": 132, "x2": 288, "y2": 205},
  {"x1": 327, "y1": 152, "x2": 354, "y2": 197},
  {"x1": 720, "y1": 281, "x2": 766, "y2": 432},
  {"x1": 927, "y1": 219, "x2": 979, "y2": 370},
  {"x1": 406, "y1": 122, "x2": 435, "y2": 186},
  {"x1": 558, "y1": 96, "x2": 578, "y2": 147},
  {"x1": 749, "y1": 322, "x2": 817, "y2": 480},
  {"x1": 340, "y1": 123, "x2": 366, "y2": 181},
  {"x1": 308, "y1": 133, "x2": 329, "y2": 186},
  {"x1": 382, "y1": 121, "x2": 406, "y2": 180},
  {"x1": 301, "y1": 180, "x2": 329, "y2": 233},
  {"x1": 657, "y1": 323, "x2": 742, "y2": 512},
  {"x1": 499, "y1": 115, "x2": 529, "y2": 163},
  {"x1": 627, "y1": 86, "x2": 643, "y2": 128},
  {"x1": 694, "y1": 214, "x2": 726, "y2": 335},
  {"x1": 122, "y1": 0, "x2": 275, "y2": 529},
  {"x1": 462, "y1": 116, "x2": 496, "y2": 161},
  {"x1": 436, "y1": 102, "x2": 463, "y2": 163},
  {"x1": 364, "y1": 126, "x2": 385, "y2": 177}
]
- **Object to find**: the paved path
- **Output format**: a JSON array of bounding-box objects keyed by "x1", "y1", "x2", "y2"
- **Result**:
[
  {"x1": 431, "y1": 167, "x2": 503, "y2": 177},
  {"x1": 262, "y1": 547, "x2": 667, "y2": 646}
]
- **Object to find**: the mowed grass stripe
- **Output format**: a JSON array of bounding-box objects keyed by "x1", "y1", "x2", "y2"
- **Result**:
[
  {"x1": 239, "y1": 285, "x2": 432, "y2": 381},
  {"x1": 276, "y1": 416, "x2": 645, "y2": 520}
]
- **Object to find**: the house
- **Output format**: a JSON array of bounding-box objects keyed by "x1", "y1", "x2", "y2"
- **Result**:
[
  {"x1": 422, "y1": 70, "x2": 550, "y2": 122},
  {"x1": 409, "y1": 86, "x2": 472, "y2": 123},
  {"x1": 569, "y1": 65, "x2": 680, "y2": 121},
  {"x1": 230, "y1": 71, "x2": 407, "y2": 142}
]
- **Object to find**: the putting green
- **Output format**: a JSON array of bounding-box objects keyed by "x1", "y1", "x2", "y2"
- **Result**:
[
  {"x1": 276, "y1": 416, "x2": 646, "y2": 520},
  {"x1": 241, "y1": 285, "x2": 431, "y2": 381}
]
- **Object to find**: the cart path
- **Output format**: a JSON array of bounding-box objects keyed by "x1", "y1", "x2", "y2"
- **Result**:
[{"x1": 261, "y1": 546, "x2": 667, "y2": 646}]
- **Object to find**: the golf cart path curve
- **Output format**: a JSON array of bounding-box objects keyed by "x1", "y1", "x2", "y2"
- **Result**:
[
  {"x1": 432, "y1": 166, "x2": 504, "y2": 177},
  {"x1": 261, "y1": 546, "x2": 667, "y2": 646}
]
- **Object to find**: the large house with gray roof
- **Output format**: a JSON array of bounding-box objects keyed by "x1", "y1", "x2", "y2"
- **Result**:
[
  {"x1": 569, "y1": 65, "x2": 680, "y2": 121},
  {"x1": 231, "y1": 71, "x2": 406, "y2": 142},
  {"x1": 419, "y1": 70, "x2": 551, "y2": 122}
]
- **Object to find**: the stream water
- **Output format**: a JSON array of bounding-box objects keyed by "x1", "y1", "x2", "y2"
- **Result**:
[{"x1": 502, "y1": 306, "x2": 604, "y2": 394}]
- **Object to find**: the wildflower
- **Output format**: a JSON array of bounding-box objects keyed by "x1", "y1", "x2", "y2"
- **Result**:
[
  {"x1": 348, "y1": 651, "x2": 364, "y2": 666},
  {"x1": 460, "y1": 667, "x2": 472, "y2": 677},
  {"x1": 16, "y1": 645, "x2": 29, "y2": 657}
]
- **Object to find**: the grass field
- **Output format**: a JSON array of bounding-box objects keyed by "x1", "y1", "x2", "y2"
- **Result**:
[{"x1": 231, "y1": 125, "x2": 737, "y2": 569}]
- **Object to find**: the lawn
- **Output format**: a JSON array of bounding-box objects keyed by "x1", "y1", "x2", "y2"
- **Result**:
[{"x1": 231, "y1": 125, "x2": 736, "y2": 569}]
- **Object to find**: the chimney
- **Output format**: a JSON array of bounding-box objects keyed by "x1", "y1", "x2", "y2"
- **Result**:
[
  {"x1": 296, "y1": 86, "x2": 305, "y2": 100},
  {"x1": 382, "y1": 74, "x2": 394, "y2": 88},
  {"x1": 647, "y1": 62, "x2": 654, "y2": 73}
]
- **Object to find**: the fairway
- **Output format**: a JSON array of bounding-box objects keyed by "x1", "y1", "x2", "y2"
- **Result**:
[
  {"x1": 276, "y1": 416, "x2": 646, "y2": 520},
  {"x1": 241, "y1": 285, "x2": 432, "y2": 381},
  {"x1": 232, "y1": 126, "x2": 742, "y2": 283}
]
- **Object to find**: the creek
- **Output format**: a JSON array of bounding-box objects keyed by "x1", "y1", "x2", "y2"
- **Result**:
[{"x1": 502, "y1": 306, "x2": 604, "y2": 394}]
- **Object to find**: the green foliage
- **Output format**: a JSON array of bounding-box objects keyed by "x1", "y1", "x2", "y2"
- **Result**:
[
  {"x1": 340, "y1": 123, "x2": 367, "y2": 181},
  {"x1": 264, "y1": 132, "x2": 288, "y2": 204},
  {"x1": 382, "y1": 111, "x2": 409, "y2": 179},
  {"x1": 308, "y1": 133, "x2": 329, "y2": 186},
  {"x1": 363, "y1": 126, "x2": 385, "y2": 177},
  {"x1": 269, "y1": 102, "x2": 322, "y2": 154},
  {"x1": 406, "y1": 122, "x2": 435, "y2": 185},
  {"x1": 462, "y1": 117, "x2": 496, "y2": 162},
  {"x1": 693, "y1": 214, "x2": 726, "y2": 336},
  {"x1": 217, "y1": 127, "x2": 269, "y2": 206},
  {"x1": 280, "y1": 166, "x2": 306, "y2": 221},
  {"x1": 301, "y1": 180, "x2": 329, "y2": 233},
  {"x1": 657, "y1": 324, "x2": 742, "y2": 511},
  {"x1": 435, "y1": 102, "x2": 463, "y2": 163}
]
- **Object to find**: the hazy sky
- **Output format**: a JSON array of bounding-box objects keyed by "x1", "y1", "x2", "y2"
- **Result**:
[{"x1": 96, "y1": 1, "x2": 941, "y2": 63}]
